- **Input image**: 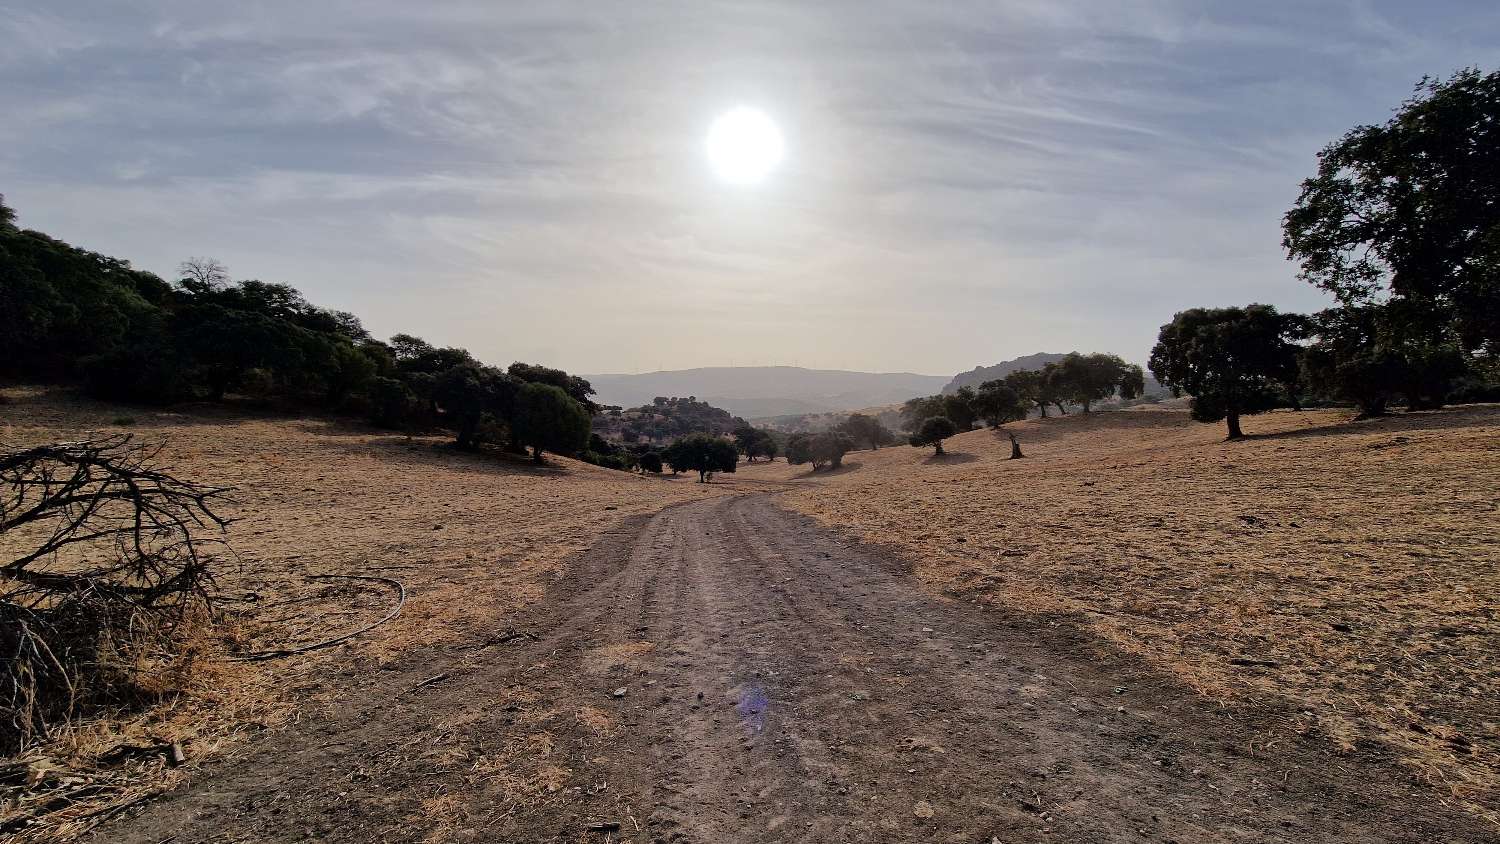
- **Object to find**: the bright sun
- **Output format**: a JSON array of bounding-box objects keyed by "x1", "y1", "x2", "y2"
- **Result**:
[{"x1": 705, "y1": 107, "x2": 784, "y2": 185}]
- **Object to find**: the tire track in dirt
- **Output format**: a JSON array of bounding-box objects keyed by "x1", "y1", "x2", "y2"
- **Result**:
[{"x1": 97, "y1": 493, "x2": 1492, "y2": 843}]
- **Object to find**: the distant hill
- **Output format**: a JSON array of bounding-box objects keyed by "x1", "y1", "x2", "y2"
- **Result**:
[
  {"x1": 751, "y1": 404, "x2": 905, "y2": 435},
  {"x1": 943, "y1": 352, "x2": 1169, "y2": 398},
  {"x1": 585, "y1": 367, "x2": 949, "y2": 419},
  {"x1": 941, "y1": 353, "x2": 1068, "y2": 394}
]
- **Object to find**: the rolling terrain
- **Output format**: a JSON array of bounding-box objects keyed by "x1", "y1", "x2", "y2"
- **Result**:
[
  {"x1": 779, "y1": 404, "x2": 1500, "y2": 828},
  {"x1": 2, "y1": 387, "x2": 1497, "y2": 841}
]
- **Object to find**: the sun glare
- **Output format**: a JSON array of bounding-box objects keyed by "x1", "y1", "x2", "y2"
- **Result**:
[{"x1": 705, "y1": 107, "x2": 784, "y2": 185}]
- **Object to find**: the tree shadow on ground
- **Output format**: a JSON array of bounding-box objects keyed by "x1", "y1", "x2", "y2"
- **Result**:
[
  {"x1": 1242, "y1": 404, "x2": 1498, "y2": 442},
  {"x1": 789, "y1": 461, "x2": 864, "y2": 480},
  {"x1": 351, "y1": 436, "x2": 574, "y2": 478},
  {"x1": 922, "y1": 452, "x2": 978, "y2": 465},
  {"x1": 1004, "y1": 407, "x2": 1192, "y2": 446}
]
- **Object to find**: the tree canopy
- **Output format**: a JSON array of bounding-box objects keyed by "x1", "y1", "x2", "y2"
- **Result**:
[
  {"x1": 511, "y1": 382, "x2": 592, "y2": 462},
  {"x1": 663, "y1": 434, "x2": 739, "y2": 482},
  {"x1": 0, "y1": 195, "x2": 600, "y2": 461},
  {"x1": 1300, "y1": 303, "x2": 1467, "y2": 417},
  {"x1": 732, "y1": 425, "x2": 779, "y2": 461},
  {"x1": 1149, "y1": 304, "x2": 1303, "y2": 439},
  {"x1": 902, "y1": 389, "x2": 977, "y2": 433},
  {"x1": 909, "y1": 416, "x2": 959, "y2": 455},
  {"x1": 1284, "y1": 68, "x2": 1500, "y2": 355},
  {"x1": 592, "y1": 397, "x2": 745, "y2": 444},
  {"x1": 972, "y1": 380, "x2": 1029, "y2": 427},
  {"x1": 1051, "y1": 353, "x2": 1145, "y2": 413},
  {"x1": 785, "y1": 431, "x2": 853, "y2": 471},
  {"x1": 838, "y1": 413, "x2": 894, "y2": 450}
]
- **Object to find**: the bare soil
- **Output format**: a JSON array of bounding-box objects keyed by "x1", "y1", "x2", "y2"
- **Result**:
[{"x1": 93, "y1": 494, "x2": 1490, "y2": 842}]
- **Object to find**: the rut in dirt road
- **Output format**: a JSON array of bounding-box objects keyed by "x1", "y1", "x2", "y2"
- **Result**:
[{"x1": 98, "y1": 493, "x2": 1488, "y2": 844}]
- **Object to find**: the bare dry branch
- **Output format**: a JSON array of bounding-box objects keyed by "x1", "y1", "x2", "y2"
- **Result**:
[{"x1": 1, "y1": 436, "x2": 233, "y2": 751}]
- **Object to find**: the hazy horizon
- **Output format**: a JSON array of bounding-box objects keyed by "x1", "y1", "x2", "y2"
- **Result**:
[
  {"x1": 5, "y1": 2, "x2": 1498, "y2": 374},
  {"x1": 582, "y1": 364, "x2": 952, "y2": 378}
]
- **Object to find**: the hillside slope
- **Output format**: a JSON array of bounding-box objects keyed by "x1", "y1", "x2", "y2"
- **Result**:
[
  {"x1": 0, "y1": 386, "x2": 776, "y2": 840},
  {"x1": 941, "y1": 352, "x2": 1067, "y2": 393},
  {"x1": 779, "y1": 404, "x2": 1500, "y2": 824}
]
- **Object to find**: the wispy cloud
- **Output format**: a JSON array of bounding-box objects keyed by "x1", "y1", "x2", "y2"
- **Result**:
[{"x1": 3, "y1": 1, "x2": 1498, "y2": 373}]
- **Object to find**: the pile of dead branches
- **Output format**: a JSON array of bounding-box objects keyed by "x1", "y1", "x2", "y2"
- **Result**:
[{"x1": 0, "y1": 436, "x2": 231, "y2": 753}]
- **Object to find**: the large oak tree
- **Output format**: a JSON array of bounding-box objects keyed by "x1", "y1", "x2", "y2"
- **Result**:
[
  {"x1": 1149, "y1": 305, "x2": 1302, "y2": 440},
  {"x1": 1284, "y1": 68, "x2": 1500, "y2": 355}
]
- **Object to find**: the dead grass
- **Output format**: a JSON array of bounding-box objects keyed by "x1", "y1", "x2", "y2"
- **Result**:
[
  {"x1": 0, "y1": 385, "x2": 750, "y2": 841},
  {"x1": 777, "y1": 403, "x2": 1500, "y2": 825},
  {"x1": 6, "y1": 385, "x2": 1496, "y2": 833}
]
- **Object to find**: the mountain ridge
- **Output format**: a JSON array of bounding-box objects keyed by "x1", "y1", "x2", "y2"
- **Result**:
[{"x1": 940, "y1": 352, "x2": 1069, "y2": 394}]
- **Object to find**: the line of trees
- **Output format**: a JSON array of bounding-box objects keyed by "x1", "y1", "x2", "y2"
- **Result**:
[
  {"x1": 0, "y1": 205, "x2": 599, "y2": 462},
  {"x1": 903, "y1": 352, "x2": 1144, "y2": 432},
  {"x1": 1153, "y1": 69, "x2": 1500, "y2": 438},
  {"x1": 732, "y1": 425, "x2": 780, "y2": 462},
  {"x1": 898, "y1": 352, "x2": 1144, "y2": 454}
]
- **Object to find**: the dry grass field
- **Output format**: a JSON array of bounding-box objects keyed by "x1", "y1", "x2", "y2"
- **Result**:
[
  {"x1": 777, "y1": 403, "x2": 1500, "y2": 826},
  {"x1": 0, "y1": 386, "x2": 758, "y2": 840},
  {"x1": 4, "y1": 385, "x2": 1498, "y2": 839}
]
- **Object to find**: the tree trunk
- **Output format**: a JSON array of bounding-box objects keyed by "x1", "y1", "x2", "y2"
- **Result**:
[
  {"x1": 933, "y1": 441, "x2": 945, "y2": 456},
  {"x1": 1225, "y1": 411, "x2": 1244, "y2": 440},
  {"x1": 1055, "y1": 402, "x2": 1068, "y2": 416},
  {"x1": 1038, "y1": 404, "x2": 1048, "y2": 418},
  {"x1": 1082, "y1": 400, "x2": 1091, "y2": 414},
  {"x1": 532, "y1": 446, "x2": 544, "y2": 463},
  {"x1": 456, "y1": 421, "x2": 477, "y2": 450},
  {"x1": 1009, "y1": 433, "x2": 1024, "y2": 459}
]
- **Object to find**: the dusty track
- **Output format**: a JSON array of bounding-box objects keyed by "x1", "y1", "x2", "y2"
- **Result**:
[{"x1": 99, "y1": 493, "x2": 1489, "y2": 843}]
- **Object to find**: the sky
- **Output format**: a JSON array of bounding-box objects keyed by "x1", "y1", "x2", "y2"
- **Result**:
[{"x1": 4, "y1": 2, "x2": 1499, "y2": 376}]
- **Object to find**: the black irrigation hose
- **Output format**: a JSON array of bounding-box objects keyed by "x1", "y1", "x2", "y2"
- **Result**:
[{"x1": 227, "y1": 573, "x2": 406, "y2": 662}]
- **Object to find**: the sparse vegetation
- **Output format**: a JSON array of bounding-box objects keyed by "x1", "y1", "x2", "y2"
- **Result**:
[
  {"x1": 908, "y1": 416, "x2": 958, "y2": 455},
  {"x1": 782, "y1": 404, "x2": 1500, "y2": 824}
]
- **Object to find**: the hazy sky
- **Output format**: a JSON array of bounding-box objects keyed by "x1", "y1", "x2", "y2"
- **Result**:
[{"x1": 4, "y1": 2, "x2": 1498, "y2": 375}]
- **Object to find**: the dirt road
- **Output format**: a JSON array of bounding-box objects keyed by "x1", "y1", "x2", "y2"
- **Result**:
[{"x1": 99, "y1": 493, "x2": 1489, "y2": 843}]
